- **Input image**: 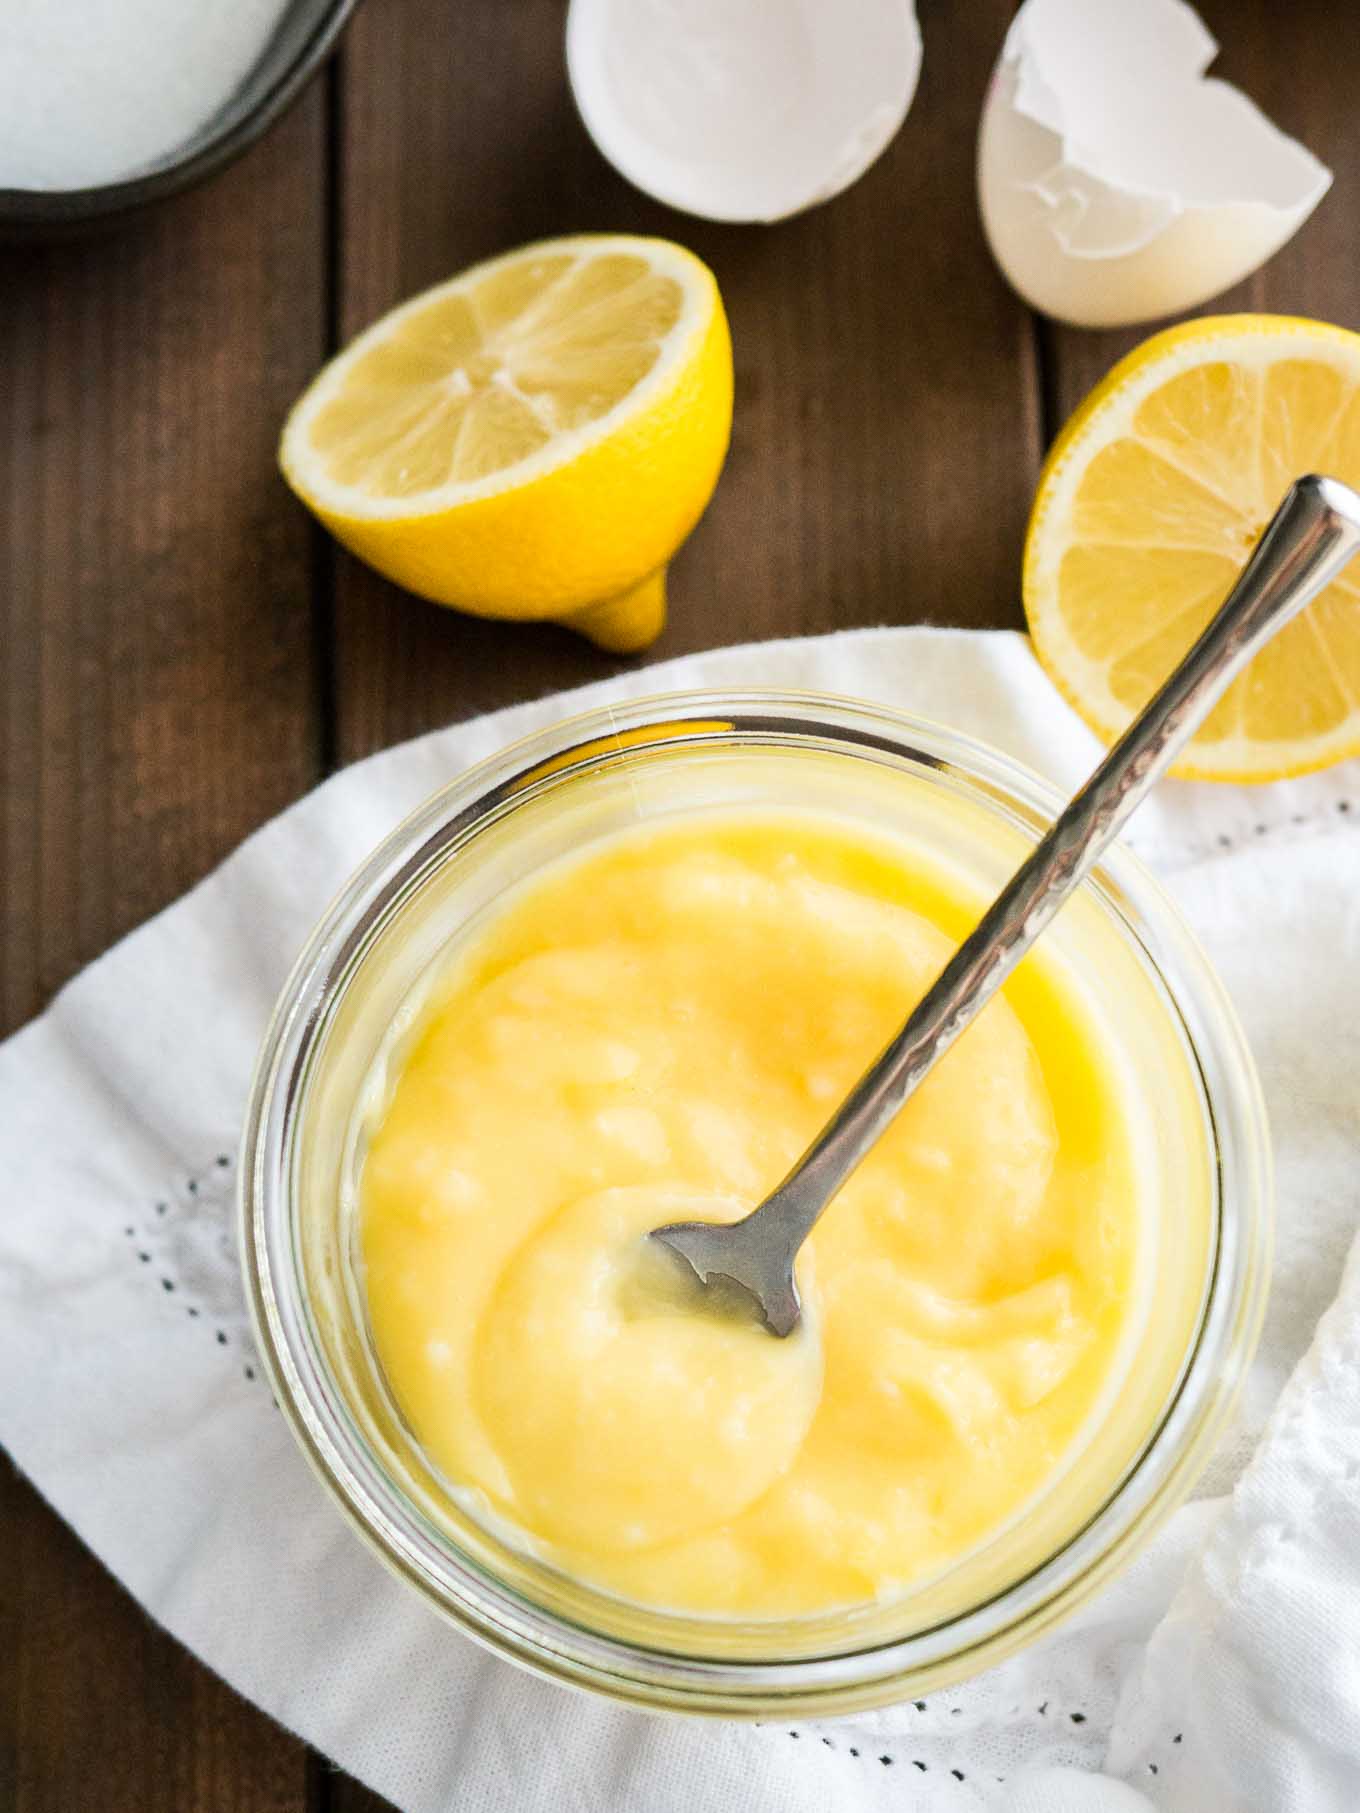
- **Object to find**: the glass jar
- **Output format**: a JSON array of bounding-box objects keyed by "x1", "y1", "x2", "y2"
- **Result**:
[{"x1": 240, "y1": 690, "x2": 1271, "y2": 1717}]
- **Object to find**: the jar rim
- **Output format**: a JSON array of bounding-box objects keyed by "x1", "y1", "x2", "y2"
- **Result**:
[{"x1": 239, "y1": 687, "x2": 1272, "y2": 1715}]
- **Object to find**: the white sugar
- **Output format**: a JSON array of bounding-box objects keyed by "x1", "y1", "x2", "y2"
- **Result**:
[{"x1": 0, "y1": 0, "x2": 295, "y2": 191}]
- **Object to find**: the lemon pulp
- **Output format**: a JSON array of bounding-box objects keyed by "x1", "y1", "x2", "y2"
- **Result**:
[{"x1": 1026, "y1": 315, "x2": 1360, "y2": 780}]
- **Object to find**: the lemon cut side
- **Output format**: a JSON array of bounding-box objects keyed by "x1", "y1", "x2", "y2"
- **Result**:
[
  {"x1": 1025, "y1": 315, "x2": 1360, "y2": 781},
  {"x1": 281, "y1": 235, "x2": 733, "y2": 651}
]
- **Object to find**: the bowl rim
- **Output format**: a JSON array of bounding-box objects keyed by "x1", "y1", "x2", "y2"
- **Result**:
[
  {"x1": 0, "y1": 0, "x2": 361, "y2": 231},
  {"x1": 239, "y1": 686, "x2": 1273, "y2": 1715}
]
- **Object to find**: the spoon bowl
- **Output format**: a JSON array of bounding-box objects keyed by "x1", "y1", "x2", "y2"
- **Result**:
[{"x1": 651, "y1": 1205, "x2": 804, "y2": 1338}]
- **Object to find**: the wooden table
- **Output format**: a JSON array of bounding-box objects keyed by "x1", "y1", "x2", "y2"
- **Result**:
[{"x1": 2, "y1": 1, "x2": 1356, "y2": 1805}]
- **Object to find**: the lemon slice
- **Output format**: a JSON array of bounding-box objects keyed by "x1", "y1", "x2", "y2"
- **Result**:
[
  {"x1": 281, "y1": 234, "x2": 732, "y2": 651},
  {"x1": 1025, "y1": 315, "x2": 1360, "y2": 781}
]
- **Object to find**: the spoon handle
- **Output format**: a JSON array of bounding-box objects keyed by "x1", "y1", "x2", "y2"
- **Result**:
[{"x1": 761, "y1": 474, "x2": 1360, "y2": 1245}]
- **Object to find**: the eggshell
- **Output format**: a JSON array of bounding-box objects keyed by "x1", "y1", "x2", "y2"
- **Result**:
[
  {"x1": 567, "y1": 0, "x2": 922, "y2": 224},
  {"x1": 977, "y1": 0, "x2": 1331, "y2": 329}
]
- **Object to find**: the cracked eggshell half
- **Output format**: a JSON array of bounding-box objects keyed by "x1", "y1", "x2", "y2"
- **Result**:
[
  {"x1": 567, "y1": 0, "x2": 922, "y2": 224},
  {"x1": 977, "y1": 0, "x2": 1332, "y2": 329}
]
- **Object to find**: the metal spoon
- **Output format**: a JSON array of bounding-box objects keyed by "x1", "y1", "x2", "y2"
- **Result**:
[{"x1": 651, "y1": 474, "x2": 1360, "y2": 1336}]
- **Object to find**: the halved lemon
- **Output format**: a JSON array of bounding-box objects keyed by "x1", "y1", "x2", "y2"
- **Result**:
[
  {"x1": 281, "y1": 235, "x2": 733, "y2": 652},
  {"x1": 1025, "y1": 315, "x2": 1360, "y2": 781}
]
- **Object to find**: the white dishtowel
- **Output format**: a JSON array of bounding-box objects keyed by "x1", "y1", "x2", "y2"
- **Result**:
[{"x1": 3, "y1": 627, "x2": 1359, "y2": 1813}]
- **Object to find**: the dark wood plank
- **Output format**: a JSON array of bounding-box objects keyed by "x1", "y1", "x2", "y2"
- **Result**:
[
  {"x1": 0, "y1": 84, "x2": 330, "y2": 1813},
  {"x1": 318, "y1": 1763, "x2": 396, "y2": 1813},
  {"x1": 0, "y1": 104, "x2": 330, "y2": 1027},
  {"x1": 329, "y1": 0, "x2": 1042, "y2": 760},
  {"x1": 1042, "y1": 0, "x2": 1360, "y2": 432}
]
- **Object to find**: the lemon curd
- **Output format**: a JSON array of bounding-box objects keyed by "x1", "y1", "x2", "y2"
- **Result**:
[{"x1": 356, "y1": 807, "x2": 1162, "y2": 1619}]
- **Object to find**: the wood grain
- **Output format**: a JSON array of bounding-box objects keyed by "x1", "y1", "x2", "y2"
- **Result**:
[
  {"x1": 0, "y1": 92, "x2": 328, "y2": 1813},
  {"x1": 0, "y1": 106, "x2": 329, "y2": 1029},
  {"x1": 328, "y1": 0, "x2": 1042, "y2": 761}
]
